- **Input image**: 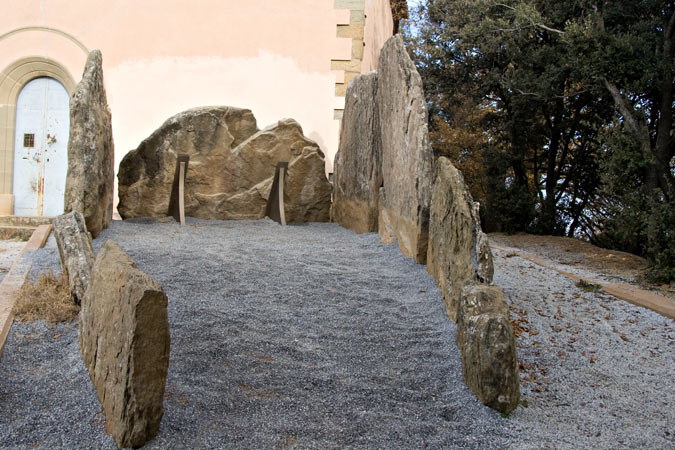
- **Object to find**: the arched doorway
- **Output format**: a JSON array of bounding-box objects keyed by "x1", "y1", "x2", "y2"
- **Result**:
[{"x1": 13, "y1": 77, "x2": 69, "y2": 216}]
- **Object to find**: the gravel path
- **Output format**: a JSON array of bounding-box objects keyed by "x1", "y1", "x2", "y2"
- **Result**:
[
  {"x1": 0, "y1": 219, "x2": 673, "y2": 449},
  {"x1": 492, "y1": 247, "x2": 674, "y2": 449},
  {"x1": 1, "y1": 219, "x2": 509, "y2": 449}
]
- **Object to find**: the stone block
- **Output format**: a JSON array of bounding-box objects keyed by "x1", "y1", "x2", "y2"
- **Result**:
[
  {"x1": 79, "y1": 240, "x2": 170, "y2": 449},
  {"x1": 334, "y1": 0, "x2": 366, "y2": 11},
  {"x1": 376, "y1": 35, "x2": 434, "y2": 263},
  {"x1": 335, "y1": 83, "x2": 348, "y2": 97},
  {"x1": 54, "y1": 211, "x2": 94, "y2": 305},
  {"x1": 352, "y1": 39, "x2": 365, "y2": 59},
  {"x1": 337, "y1": 23, "x2": 365, "y2": 40},
  {"x1": 457, "y1": 285, "x2": 520, "y2": 414},
  {"x1": 118, "y1": 108, "x2": 331, "y2": 223},
  {"x1": 332, "y1": 72, "x2": 381, "y2": 233},
  {"x1": 427, "y1": 157, "x2": 494, "y2": 320},
  {"x1": 64, "y1": 50, "x2": 115, "y2": 238}
]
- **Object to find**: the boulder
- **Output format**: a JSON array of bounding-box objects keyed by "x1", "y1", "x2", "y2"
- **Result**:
[
  {"x1": 53, "y1": 211, "x2": 95, "y2": 305},
  {"x1": 376, "y1": 35, "x2": 434, "y2": 263},
  {"x1": 332, "y1": 72, "x2": 382, "y2": 233},
  {"x1": 457, "y1": 285, "x2": 520, "y2": 414},
  {"x1": 64, "y1": 50, "x2": 115, "y2": 238},
  {"x1": 79, "y1": 240, "x2": 170, "y2": 449},
  {"x1": 427, "y1": 157, "x2": 494, "y2": 321},
  {"x1": 118, "y1": 107, "x2": 331, "y2": 222},
  {"x1": 283, "y1": 147, "x2": 332, "y2": 222}
]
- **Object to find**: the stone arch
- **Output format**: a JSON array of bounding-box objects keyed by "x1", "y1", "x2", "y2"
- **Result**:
[
  {"x1": 0, "y1": 56, "x2": 76, "y2": 213},
  {"x1": 0, "y1": 26, "x2": 89, "y2": 55}
]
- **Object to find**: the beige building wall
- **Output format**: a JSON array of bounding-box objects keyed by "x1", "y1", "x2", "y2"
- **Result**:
[{"x1": 0, "y1": 0, "x2": 399, "y2": 215}]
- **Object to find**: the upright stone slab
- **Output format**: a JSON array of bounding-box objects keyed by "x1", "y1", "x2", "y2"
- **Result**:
[
  {"x1": 457, "y1": 285, "x2": 520, "y2": 414},
  {"x1": 376, "y1": 35, "x2": 434, "y2": 263},
  {"x1": 118, "y1": 108, "x2": 331, "y2": 222},
  {"x1": 79, "y1": 240, "x2": 170, "y2": 449},
  {"x1": 54, "y1": 211, "x2": 95, "y2": 305},
  {"x1": 332, "y1": 72, "x2": 382, "y2": 233},
  {"x1": 427, "y1": 157, "x2": 494, "y2": 321},
  {"x1": 64, "y1": 50, "x2": 114, "y2": 238}
]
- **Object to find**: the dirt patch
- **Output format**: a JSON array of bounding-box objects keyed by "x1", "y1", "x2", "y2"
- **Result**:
[
  {"x1": 489, "y1": 232, "x2": 675, "y2": 301},
  {"x1": 489, "y1": 233, "x2": 648, "y2": 276}
]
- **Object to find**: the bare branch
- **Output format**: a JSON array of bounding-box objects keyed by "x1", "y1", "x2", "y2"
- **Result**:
[
  {"x1": 514, "y1": 89, "x2": 541, "y2": 97},
  {"x1": 494, "y1": 2, "x2": 566, "y2": 34},
  {"x1": 603, "y1": 79, "x2": 648, "y2": 143},
  {"x1": 537, "y1": 23, "x2": 566, "y2": 35},
  {"x1": 494, "y1": 3, "x2": 516, "y2": 11}
]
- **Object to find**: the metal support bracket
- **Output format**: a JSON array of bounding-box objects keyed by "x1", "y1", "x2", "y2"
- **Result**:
[
  {"x1": 265, "y1": 161, "x2": 288, "y2": 226},
  {"x1": 168, "y1": 154, "x2": 189, "y2": 226}
]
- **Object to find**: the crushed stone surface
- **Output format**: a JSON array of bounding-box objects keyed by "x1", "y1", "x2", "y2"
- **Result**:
[
  {"x1": 492, "y1": 247, "x2": 674, "y2": 449},
  {"x1": 0, "y1": 240, "x2": 27, "y2": 281},
  {"x1": 2, "y1": 219, "x2": 507, "y2": 449},
  {"x1": 0, "y1": 219, "x2": 673, "y2": 449}
]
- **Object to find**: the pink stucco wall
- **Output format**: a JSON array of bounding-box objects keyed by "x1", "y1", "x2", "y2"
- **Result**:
[
  {"x1": 0, "y1": 0, "x2": 359, "y2": 197},
  {"x1": 363, "y1": 0, "x2": 395, "y2": 72}
]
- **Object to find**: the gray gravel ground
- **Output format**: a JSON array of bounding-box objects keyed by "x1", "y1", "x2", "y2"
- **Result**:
[
  {"x1": 1, "y1": 220, "x2": 673, "y2": 449},
  {"x1": 492, "y1": 247, "x2": 674, "y2": 449},
  {"x1": 1, "y1": 219, "x2": 513, "y2": 449}
]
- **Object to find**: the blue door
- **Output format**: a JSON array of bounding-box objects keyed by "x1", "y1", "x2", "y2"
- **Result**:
[{"x1": 13, "y1": 77, "x2": 70, "y2": 216}]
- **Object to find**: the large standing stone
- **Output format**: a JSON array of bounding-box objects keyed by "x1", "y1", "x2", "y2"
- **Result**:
[
  {"x1": 79, "y1": 240, "x2": 170, "y2": 449},
  {"x1": 457, "y1": 285, "x2": 520, "y2": 414},
  {"x1": 427, "y1": 157, "x2": 494, "y2": 321},
  {"x1": 376, "y1": 35, "x2": 434, "y2": 263},
  {"x1": 64, "y1": 50, "x2": 114, "y2": 238},
  {"x1": 53, "y1": 211, "x2": 94, "y2": 305},
  {"x1": 118, "y1": 107, "x2": 332, "y2": 222},
  {"x1": 332, "y1": 72, "x2": 382, "y2": 233}
]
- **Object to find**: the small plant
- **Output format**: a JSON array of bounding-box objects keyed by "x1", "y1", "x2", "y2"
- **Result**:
[
  {"x1": 13, "y1": 270, "x2": 79, "y2": 323},
  {"x1": 575, "y1": 279, "x2": 603, "y2": 292}
]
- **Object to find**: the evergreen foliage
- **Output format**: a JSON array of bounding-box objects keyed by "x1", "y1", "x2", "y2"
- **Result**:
[{"x1": 405, "y1": 0, "x2": 674, "y2": 281}]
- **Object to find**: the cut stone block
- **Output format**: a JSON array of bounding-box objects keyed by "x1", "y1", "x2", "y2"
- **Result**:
[{"x1": 79, "y1": 240, "x2": 170, "y2": 449}]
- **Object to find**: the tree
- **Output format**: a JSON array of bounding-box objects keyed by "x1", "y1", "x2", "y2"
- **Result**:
[
  {"x1": 406, "y1": 0, "x2": 614, "y2": 235},
  {"x1": 566, "y1": 0, "x2": 674, "y2": 279},
  {"x1": 405, "y1": 0, "x2": 674, "y2": 280}
]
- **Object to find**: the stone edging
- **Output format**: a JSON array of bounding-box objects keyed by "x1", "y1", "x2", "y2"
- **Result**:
[{"x1": 0, "y1": 224, "x2": 53, "y2": 359}]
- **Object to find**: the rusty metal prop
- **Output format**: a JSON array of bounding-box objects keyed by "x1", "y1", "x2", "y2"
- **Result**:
[
  {"x1": 168, "y1": 154, "x2": 189, "y2": 225},
  {"x1": 265, "y1": 161, "x2": 288, "y2": 226}
]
